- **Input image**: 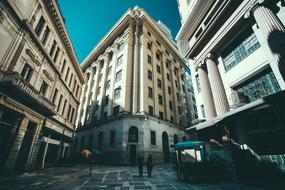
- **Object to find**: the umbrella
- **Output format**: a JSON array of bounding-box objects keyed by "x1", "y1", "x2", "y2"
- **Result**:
[
  {"x1": 81, "y1": 149, "x2": 92, "y2": 159},
  {"x1": 92, "y1": 148, "x2": 102, "y2": 156}
]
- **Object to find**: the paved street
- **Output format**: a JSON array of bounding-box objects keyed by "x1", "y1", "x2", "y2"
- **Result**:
[{"x1": 0, "y1": 164, "x2": 268, "y2": 190}]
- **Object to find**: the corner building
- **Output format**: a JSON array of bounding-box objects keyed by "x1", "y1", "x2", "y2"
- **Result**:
[
  {"x1": 0, "y1": 0, "x2": 84, "y2": 174},
  {"x1": 75, "y1": 7, "x2": 193, "y2": 165}
]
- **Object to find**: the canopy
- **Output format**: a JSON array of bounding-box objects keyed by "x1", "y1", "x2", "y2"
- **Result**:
[{"x1": 173, "y1": 141, "x2": 203, "y2": 149}]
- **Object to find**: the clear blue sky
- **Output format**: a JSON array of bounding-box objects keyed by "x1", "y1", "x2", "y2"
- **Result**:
[{"x1": 58, "y1": 0, "x2": 181, "y2": 63}]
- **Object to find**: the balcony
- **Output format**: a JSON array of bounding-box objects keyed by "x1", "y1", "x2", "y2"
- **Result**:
[{"x1": 0, "y1": 71, "x2": 56, "y2": 116}]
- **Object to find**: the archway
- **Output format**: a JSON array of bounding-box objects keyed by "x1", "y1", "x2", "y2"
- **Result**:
[
  {"x1": 128, "y1": 126, "x2": 138, "y2": 165},
  {"x1": 162, "y1": 132, "x2": 170, "y2": 163}
]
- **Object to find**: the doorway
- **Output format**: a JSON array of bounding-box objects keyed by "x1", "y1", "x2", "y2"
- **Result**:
[
  {"x1": 162, "y1": 132, "x2": 170, "y2": 163},
  {"x1": 129, "y1": 145, "x2": 137, "y2": 165}
]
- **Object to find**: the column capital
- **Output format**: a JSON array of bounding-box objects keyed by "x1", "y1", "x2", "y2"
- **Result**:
[
  {"x1": 195, "y1": 62, "x2": 207, "y2": 72},
  {"x1": 204, "y1": 52, "x2": 216, "y2": 62},
  {"x1": 244, "y1": 0, "x2": 280, "y2": 19}
]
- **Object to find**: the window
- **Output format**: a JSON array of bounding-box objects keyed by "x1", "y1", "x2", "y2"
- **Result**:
[
  {"x1": 151, "y1": 131, "x2": 156, "y2": 145},
  {"x1": 170, "y1": 116, "x2": 174, "y2": 123},
  {"x1": 147, "y1": 42, "x2": 152, "y2": 50},
  {"x1": 167, "y1": 73, "x2": 170, "y2": 81},
  {"x1": 65, "y1": 67, "x2": 70, "y2": 82},
  {"x1": 49, "y1": 40, "x2": 57, "y2": 57},
  {"x1": 158, "y1": 95, "x2": 163, "y2": 105},
  {"x1": 106, "y1": 80, "x2": 110, "y2": 90},
  {"x1": 41, "y1": 26, "x2": 50, "y2": 45},
  {"x1": 20, "y1": 64, "x2": 33, "y2": 82},
  {"x1": 35, "y1": 16, "x2": 45, "y2": 36},
  {"x1": 169, "y1": 100, "x2": 173, "y2": 110},
  {"x1": 148, "y1": 70, "x2": 152, "y2": 80},
  {"x1": 147, "y1": 31, "x2": 151, "y2": 37},
  {"x1": 110, "y1": 130, "x2": 116, "y2": 145},
  {"x1": 114, "y1": 87, "x2": 121, "y2": 99},
  {"x1": 159, "y1": 111, "x2": 164, "y2": 120},
  {"x1": 97, "y1": 87, "x2": 101, "y2": 96},
  {"x1": 118, "y1": 41, "x2": 125, "y2": 51},
  {"x1": 117, "y1": 55, "x2": 123, "y2": 66},
  {"x1": 195, "y1": 75, "x2": 201, "y2": 93},
  {"x1": 57, "y1": 94, "x2": 63, "y2": 112},
  {"x1": 148, "y1": 105, "x2": 154, "y2": 116},
  {"x1": 40, "y1": 81, "x2": 48, "y2": 96},
  {"x1": 115, "y1": 70, "x2": 122, "y2": 82},
  {"x1": 75, "y1": 85, "x2": 80, "y2": 97},
  {"x1": 105, "y1": 95, "x2": 109, "y2": 106},
  {"x1": 156, "y1": 52, "x2": 160, "y2": 60},
  {"x1": 147, "y1": 55, "x2": 152, "y2": 64},
  {"x1": 61, "y1": 59, "x2": 66, "y2": 74},
  {"x1": 52, "y1": 88, "x2": 58, "y2": 104},
  {"x1": 62, "y1": 99, "x2": 67, "y2": 115},
  {"x1": 157, "y1": 79, "x2": 162, "y2": 88},
  {"x1": 67, "y1": 104, "x2": 72, "y2": 121},
  {"x1": 70, "y1": 108, "x2": 75, "y2": 123},
  {"x1": 166, "y1": 61, "x2": 170, "y2": 69},
  {"x1": 148, "y1": 87, "x2": 153, "y2": 98},
  {"x1": 175, "y1": 80, "x2": 178, "y2": 88},
  {"x1": 108, "y1": 66, "x2": 112, "y2": 76},
  {"x1": 156, "y1": 65, "x2": 161, "y2": 73},
  {"x1": 69, "y1": 74, "x2": 73, "y2": 87},
  {"x1": 113, "y1": 105, "x2": 120, "y2": 116},
  {"x1": 156, "y1": 40, "x2": 161, "y2": 47},
  {"x1": 53, "y1": 47, "x2": 60, "y2": 62},
  {"x1": 168, "y1": 86, "x2": 171, "y2": 95}
]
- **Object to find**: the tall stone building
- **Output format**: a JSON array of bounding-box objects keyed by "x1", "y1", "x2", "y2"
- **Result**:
[
  {"x1": 0, "y1": 0, "x2": 84, "y2": 174},
  {"x1": 75, "y1": 7, "x2": 193, "y2": 165},
  {"x1": 176, "y1": 0, "x2": 285, "y2": 168}
]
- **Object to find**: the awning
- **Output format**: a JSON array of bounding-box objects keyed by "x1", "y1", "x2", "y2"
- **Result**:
[{"x1": 173, "y1": 141, "x2": 204, "y2": 149}]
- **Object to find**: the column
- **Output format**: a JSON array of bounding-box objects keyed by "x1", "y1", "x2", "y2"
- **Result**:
[
  {"x1": 205, "y1": 54, "x2": 229, "y2": 116},
  {"x1": 197, "y1": 65, "x2": 217, "y2": 119},
  {"x1": 248, "y1": 2, "x2": 285, "y2": 89},
  {"x1": 132, "y1": 18, "x2": 139, "y2": 114}
]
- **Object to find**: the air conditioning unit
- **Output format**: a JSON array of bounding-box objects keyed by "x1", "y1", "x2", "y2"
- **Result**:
[{"x1": 231, "y1": 91, "x2": 249, "y2": 108}]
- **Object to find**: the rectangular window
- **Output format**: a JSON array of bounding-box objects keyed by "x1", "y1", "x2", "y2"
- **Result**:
[
  {"x1": 156, "y1": 40, "x2": 161, "y2": 47},
  {"x1": 69, "y1": 74, "x2": 73, "y2": 87},
  {"x1": 41, "y1": 26, "x2": 50, "y2": 45},
  {"x1": 53, "y1": 47, "x2": 60, "y2": 62},
  {"x1": 57, "y1": 94, "x2": 63, "y2": 112},
  {"x1": 115, "y1": 70, "x2": 122, "y2": 82},
  {"x1": 159, "y1": 111, "x2": 164, "y2": 120},
  {"x1": 106, "y1": 80, "x2": 110, "y2": 90},
  {"x1": 157, "y1": 79, "x2": 162, "y2": 88},
  {"x1": 21, "y1": 64, "x2": 33, "y2": 82},
  {"x1": 117, "y1": 55, "x2": 123, "y2": 66},
  {"x1": 75, "y1": 85, "x2": 80, "y2": 97},
  {"x1": 178, "y1": 106, "x2": 182, "y2": 114},
  {"x1": 110, "y1": 130, "x2": 115, "y2": 145},
  {"x1": 114, "y1": 87, "x2": 121, "y2": 99},
  {"x1": 73, "y1": 79, "x2": 77, "y2": 91},
  {"x1": 113, "y1": 105, "x2": 120, "y2": 116},
  {"x1": 201, "y1": 105, "x2": 206, "y2": 118},
  {"x1": 156, "y1": 52, "x2": 160, "y2": 60},
  {"x1": 67, "y1": 104, "x2": 72, "y2": 121},
  {"x1": 118, "y1": 41, "x2": 125, "y2": 51},
  {"x1": 65, "y1": 67, "x2": 70, "y2": 82},
  {"x1": 52, "y1": 88, "x2": 58, "y2": 104},
  {"x1": 147, "y1": 55, "x2": 152, "y2": 64},
  {"x1": 166, "y1": 61, "x2": 170, "y2": 69},
  {"x1": 148, "y1": 87, "x2": 153, "y2": 98},
  {"x1": 147, "y1": 42, "x2": 152, "y2": 50},
  {"x1": 49, "y1": 40, "x2": 57, "y2": 57},
  {"x1": 158, "y1": 94, "x2": 163, "y2": 105},
  {"x1": 148, "y1": 105, "x2": 154, "y2": 116},
  {"x1": 35, "y1": 16, "x2": 45, "y2": 36},
  {"x1": 156, "y1": 64, "x2": 161, "y2": 73},
  {"x1": 40, "y1": 81, "x2": 48, "y2": 96},
  {"x1": 168, "y1": 86, "x2": 171, "y2": 95},
  {"x1": 151, "y1": 131, "x2": 156, "y2": 145},
  {"x1": 167, "y1": 73, "x2": 170, "y2": 81},
  {"x1": 62, "y1": 99, "x2": 67, "y2": 116},
  {"x1": 177, "y1": 93, "x2": 180, "y2": 101},
  {"x1": 61, "y1": 59, "x2": 66, "y2": 74},
  {"x1": 148, "y1": 70, "x2": 152, "y2": 80},
  {"x1": 105, "y1": 95, "x2": 109, "y2": 106},
  {"x1": 170, "y1": 116, "x2": 174, "y2": 123},
  {"x1": 169, "y1": 100, "x2": 173, "y2": 110}
]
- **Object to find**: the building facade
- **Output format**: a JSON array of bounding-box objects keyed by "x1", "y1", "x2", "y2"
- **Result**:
[
  {"x1": 176, "y1": 0, "x2": 285, "y2": 176},
  {"x1": 0, "y1": 0, "x2": 84, "y2": 174},
  {"x1": 75, "y1": 7, "x2": 193, "y2": 165}
]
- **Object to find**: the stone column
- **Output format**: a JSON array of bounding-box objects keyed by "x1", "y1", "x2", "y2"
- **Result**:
[
  {"x1": 205, "y1": 54, "x2": 229, "y2": 116},
  {"x1": 197, "y1": 65, "x2": 217, "y2": 119},
  {"x1": 246, "y1": 1, "x2": 285, "y2": 89},
  {"x1": 132, "y1": 18, "x2": 139, "y2": 114}
]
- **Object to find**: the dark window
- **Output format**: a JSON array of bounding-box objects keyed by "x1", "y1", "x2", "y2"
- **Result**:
[
  {"x1": 40, "y1": 81, "x2": 48, "y2": 96},
  {"x1": 70, "y1": 108, "x2": 75, "y2": 123},
  {"x1": 148, "y1": 87, "x2": 153, "y2": 98},
  {"x1": 67, "y1": 104, "x2": 72, "y2": 121},
  {"x1": 177, "y1": 93, "x2": 180, "y2": 101},
  {"x1": 65, "y1": 67, "x2": 70, "y2": 82},
  {"x1": 178, "y1": 106, "x2": 182, "y2": 114},
  {"x1": 128, "y1": 126, "x2": 138, "y2": 143},
  {"x1": 166, "y1": 61, "x2": 170, "y2": 68},
  {"x1": 147, "y1": 42, "x2": 152, "y2": 50},
  {"x1": 156, "y1": 64, "x2": 161, "y2": 73},
  {"x1": 75, "y1": 85, "x2": 80, "y2": 97},
  {"x1": 103, "y1": 112, "x2": 108, "y2": 119},
  {"x1": 158, "y1": 94, "x2": 163, "y2": 105},
  {"x1": 159, "y1": 111, "x2": 164, "y2": 120},
  {"x1": 147, "y1": 31, "x2": 151, "y2": 37},
  {"x1": 168, "y1": 86, "x2": 171, "y2": 94},
  {"x1": 53, "y1": 47, "x2": 60, "y2": 62},
  {"x1": 156, "y1": 40, "x2": 161, "y2": 47},
  {"x1": 148, "y1": 105, "x2": 154, "y2": 116},
  {"x1": 114, "y1": 87, "x2": 121, "y2": 99},
  {"x1": 169, "y1": 100, "x2": 173, "y2": 110},
  {"x1": 105, "y1": 95, "x2": 109, "y2": 106},
  {"x1": 157, "y1": 79, "x2": 162, "y2": 88},
  {"x1": 113, "y1": 105, "x2": 120, "y2": 116},
  {"x1": 20, "y1": 63, "x2": 33, "y2": 82},
  {"x1": 167, "y1": 73, "x2": 170, "y2": 81},
  {"x1": 151, "y1": 131, "x2": 156, "y2": 145},
  {"x1": 106, "y1": 80, "x2": 110, "y2": 89},
  {"x1": 156, "y1": 52, "x2": 160, "y2": 60},
  {"x1": 62, "y1": 99, "x2": 67, "y2": 115},
  {"x1": 41, "y1": 26, "x2": 50, "y2": 45},
  {"x1": 49, "y1": 40, "x2": 57, "y2": 56},
  {"x1": 170, "y1": 116, "x2": 174, "y2": 123},
  {"x1": 61, "y1": 59, "x2": 66, "y2": 74},
  {"x1": 148, "y1": 70, "x2": 152, "y2": 80},
  {"x1": 110, "y1": 130, "x2": 115, "y2": 145},
  {"x1": 57, "y1": 94, "x2": 63, "y2": 112},
  {"x1": 35, "y1": 16, "x2": 45, "y2": 36},
  {"x1": 52, "y1": 88, "x2": 58, "y2": 104},
  {"x1": 147, "y1": 55, "x2": 152, "y2": 64}
]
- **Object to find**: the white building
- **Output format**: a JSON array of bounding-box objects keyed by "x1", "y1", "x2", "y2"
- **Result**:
[{"x1": 74, "y1": 7, "x2": 194, "y2": 164}]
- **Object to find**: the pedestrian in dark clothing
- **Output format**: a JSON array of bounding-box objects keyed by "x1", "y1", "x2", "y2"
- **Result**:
[
  {"x1": 146, "y1": 154, "x2": 153, "y2": 177},
  {"x1": 137, "y1": 155, "x2": 144, "y2": 177}
]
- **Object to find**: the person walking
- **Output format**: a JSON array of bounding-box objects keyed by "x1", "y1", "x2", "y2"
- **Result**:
[
  {"x1": 137, "y1": 155, "x2": 144, "y2": 177},
  {"x1": 146, "y1": 154, "x2": 153, "y2": 177}
]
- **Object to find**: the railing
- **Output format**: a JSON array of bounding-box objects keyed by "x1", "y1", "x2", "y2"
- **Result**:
[{"x1": 0, "y1": 71, "x2": 55, "y2": 113}]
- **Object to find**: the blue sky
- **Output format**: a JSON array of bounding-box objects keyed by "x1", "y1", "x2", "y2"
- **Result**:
[{"x1": 58, "y1": 0, "x2": 181, "y2": 63}]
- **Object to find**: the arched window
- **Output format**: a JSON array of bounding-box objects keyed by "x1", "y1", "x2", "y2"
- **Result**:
[{"x1": 128, "y1": 126, "x2": 138, "y2": 143}]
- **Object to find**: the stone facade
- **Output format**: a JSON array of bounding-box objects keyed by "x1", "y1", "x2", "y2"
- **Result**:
[
  {"x1": 75, "y1": 7, "x2": 194, "y2": 164},
  {"x1": 0, "y1": 0, "x2": 84, "y2": 174}
]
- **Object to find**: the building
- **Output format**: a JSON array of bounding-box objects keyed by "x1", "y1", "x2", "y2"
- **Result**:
[
  {"x1": 176, "y1": 0, "x2": 285, "y2": 178},
  {"x1": 75, "y1": 7, "x2": 193, "y2": 165},
  {"x1": 0, "y1": 0, "x2": 84, "y2": 174}
]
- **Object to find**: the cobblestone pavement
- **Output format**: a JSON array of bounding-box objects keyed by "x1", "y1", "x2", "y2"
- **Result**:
[{"x1": 0, "y1": 165, "x2": 268, "y2": 190}]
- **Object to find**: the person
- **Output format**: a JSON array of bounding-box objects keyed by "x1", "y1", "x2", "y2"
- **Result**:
[
  {"x1": 137, "y1": 155, "x2": 144, "y2": 177},
  {"x1": 146, "y1": 154, "x2": 153, "y2": 177}
]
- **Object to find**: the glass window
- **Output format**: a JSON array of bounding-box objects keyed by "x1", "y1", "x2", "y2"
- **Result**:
[
  {"x1": 156, "y1": 64, "x2": 161, "y2": 73},
  {"x1": 41, "y1": 26, "x2": 50, "y2": 45},
  {"x1": 147, "y1": 55, "x2": 152, "y2": 64},
  {"x1": 115, "y1": 70, "x2": 122, "y2": 82},
  {"x1": 157, "y1": 79, "x2": 162, "y2": 88},
  {"x1": 167, "y1": 73, "x2": 170, "y2": 81},
  {"x1": 156, "y1": 52, "x2": 160, "y2": 60},
  {"x1": 148, "y1": 105, "x2": 154, "y2": 116},
  {"x1": 35, "y1": 16, "x2": 45, "y2": 36},
  {"x1": 169, "y1": 100, "x2": 173, "y2": 110},
  {"x1": 159, "y1": 111, "x2": 164, "y2": 120},
  {"x1": 158, "y1": 94, "x2": 163, "y2": 105},
  {"x1": 113, "y1": 105, "x2": 120, "y2": 116},
  {"x1": 148, "y1": 87, "x2": 153, "y2": 98},
  {"x1": 20, "y1": 63, "x2": 33, "y2": 82},
  {"x1": 118, "y1": 41, "x2": 125, "y2": 51},
  {"x1": 40, "y1": 81, "x2": 48, "y2": 96},
  {"x1": 114, "y1": 87, "x2": 121, "y2": 99},
  {"x1": 106, "y1": 80, "x2": 111, "y2": 89},
  {"x1": 151, "y1": 131, "x2": 156, "y2": 145},
  {"x1": 168, "y1": 86, "x2": 171, "y2": 95},
  {"x1": 148, "y1": 70, "x2": 152, "y2": 80},
  {"x1": 117, "y1": 55, "x2": 123, "y2": 66},
  {"x1": 49, "y1": 40, "x2": 57, "y2": 57}
]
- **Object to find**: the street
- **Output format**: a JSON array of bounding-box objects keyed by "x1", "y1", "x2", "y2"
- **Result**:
[{"x1": 0, "y1": 165, "x2": 266, "y2": 190}]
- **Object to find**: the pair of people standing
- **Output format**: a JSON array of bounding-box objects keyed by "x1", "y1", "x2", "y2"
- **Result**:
[{"x1": 137, "y1": 154, "x2": 153, "y2": 177}]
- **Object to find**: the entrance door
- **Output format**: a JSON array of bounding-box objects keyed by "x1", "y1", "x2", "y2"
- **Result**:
[
  {"x1": 15, "y1": 121, "x2": 37, "y2": 173},
  {"x1": 129, "y1": 145, "x2": 136, "y2": 165},
  {"x1": 162, "y1": 132, "x2": 170, "y2": 163}
]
